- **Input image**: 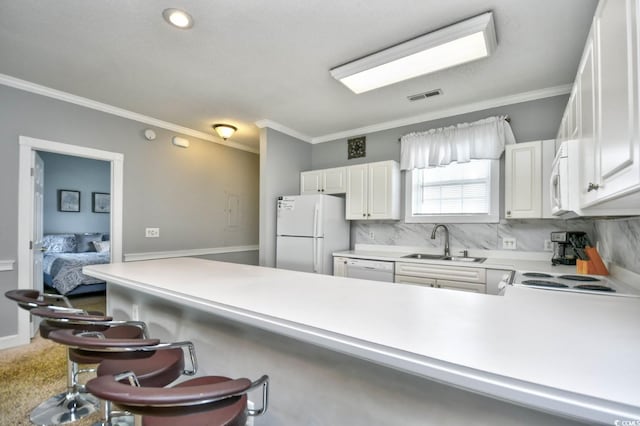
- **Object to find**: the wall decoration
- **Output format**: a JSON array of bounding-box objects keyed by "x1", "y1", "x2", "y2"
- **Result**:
[
  {"x1": 347, "y1": 136, "x2": 366, "y2": 159},
  {"x1": 92, "y1": 192, "x2": 111, "y2": 213},
  {"x1": 58, "y1": 189, "x2": 80, "y2": 212}
]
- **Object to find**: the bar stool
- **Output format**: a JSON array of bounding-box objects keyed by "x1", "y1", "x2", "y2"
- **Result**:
[
  {"x1": 5, "y1": 288, "x2": 74, "y2": 310},
  {"x1": 86, "y1": 371, "x2": 269, "y2": 426},
  {"x1": 28, "y1": 307, "x2": 148, "y2": 425},
  {"x1": 47, "y1": 327, "x2": 197, "y2": 426}
]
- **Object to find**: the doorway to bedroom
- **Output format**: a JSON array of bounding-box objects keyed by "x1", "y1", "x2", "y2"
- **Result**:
[
  {"x1": 38, "y1": 152, "x2": 111, "y2": 299},
  {"x1": 16, "y1": 136, "x2": 124, "y2": 347}
]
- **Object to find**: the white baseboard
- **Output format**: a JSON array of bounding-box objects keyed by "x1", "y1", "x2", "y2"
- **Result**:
[
  {"x1": 0, "y1": 260, "x2": 15, "y2": 272},
  {"x1": 0, "y1": 333, "x2": 29, "y2": 351},
  {"x1": 124, "y1": 245, "x2": 259, "y2": 262}
]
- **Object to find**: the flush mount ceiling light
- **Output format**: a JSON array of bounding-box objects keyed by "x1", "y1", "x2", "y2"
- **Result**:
[
  {"x1": 330, "y1": 12, "x2": 497, "y2": 94},
  {"x1": 162, "y1": 8, "x2": 194, "y2": 29},
  {"x1": 213, "y1": 124, "x2": 237, "y2": 140}
]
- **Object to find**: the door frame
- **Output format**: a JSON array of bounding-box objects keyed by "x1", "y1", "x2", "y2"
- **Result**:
[{"x1": 15, "y1": 136, "x2": 124, "y2": 347}]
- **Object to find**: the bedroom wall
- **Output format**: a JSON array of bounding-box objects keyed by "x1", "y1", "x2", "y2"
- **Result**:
[
  {"x1": 0, "y1": 84, "x2": 259, "y2": 342},
  {"x1": 40, "y1": 151, "x2": 111, "y2": 235}
]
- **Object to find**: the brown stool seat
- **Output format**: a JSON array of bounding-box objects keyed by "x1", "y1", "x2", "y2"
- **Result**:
[
  {"x1": 86, "y1": 373, "x2": 269, "y2": 426},
  {"x1": 68, "y1": 325, "x2": 149, "y2": 364},
  {"x1": 99, "y1": 348, "x2": 185, "y2": 388}
]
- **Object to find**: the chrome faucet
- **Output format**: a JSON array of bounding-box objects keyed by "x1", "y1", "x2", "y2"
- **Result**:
[{"x1": 430, "y1": 224, "x2": 450, "y2": 257}]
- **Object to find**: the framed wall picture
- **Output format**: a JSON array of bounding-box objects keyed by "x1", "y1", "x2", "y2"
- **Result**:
[
  {"x1": 92, "y1": 192, "x2": 111, "y2": 213},
  {"x1": 58, "y1": 189, "x2": 80, "y2": 212},
  {"x1": 347, "y1": 136, "x2": 366, "y2": 159}
]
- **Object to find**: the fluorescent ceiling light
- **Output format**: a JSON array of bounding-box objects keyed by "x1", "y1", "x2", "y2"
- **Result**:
[{"x1": 330, "y1": 12, "x2": 497, "y2": 94}]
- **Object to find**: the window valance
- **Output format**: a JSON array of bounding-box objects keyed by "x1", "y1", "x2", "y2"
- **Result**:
[{"x1": 400, "y1": 115, "x2": 515, "y2": 170}]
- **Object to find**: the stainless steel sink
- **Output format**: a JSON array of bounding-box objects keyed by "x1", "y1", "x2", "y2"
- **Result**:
[
  {"x1": 401, "y1": 253, "x2": 445, "y2": 260},
  {"x1": 441, "y1": 256, "x2": 486, "y2": 263}
]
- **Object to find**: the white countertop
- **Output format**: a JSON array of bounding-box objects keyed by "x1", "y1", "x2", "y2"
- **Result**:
[{"x1": 85, "y1": 258, "x2": 640, "y2": 424}]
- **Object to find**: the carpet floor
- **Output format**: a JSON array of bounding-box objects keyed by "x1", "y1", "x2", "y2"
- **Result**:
[{"x1": 0, "y1": 293, "x2": 106, "y2": 426}]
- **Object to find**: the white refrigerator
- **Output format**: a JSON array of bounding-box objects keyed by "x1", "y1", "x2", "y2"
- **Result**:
[{"x1": 276, "y1": 194, "x2": 350, "y2": 274}]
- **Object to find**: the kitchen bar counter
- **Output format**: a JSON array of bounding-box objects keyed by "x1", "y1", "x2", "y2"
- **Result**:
[{"x1": 85, "y1": 258, "x2": 640, "y2": 425}]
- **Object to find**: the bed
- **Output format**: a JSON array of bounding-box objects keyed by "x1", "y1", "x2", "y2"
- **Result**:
[{"x1": 42, "y1": 233, "x2": 110, "y2": 296}]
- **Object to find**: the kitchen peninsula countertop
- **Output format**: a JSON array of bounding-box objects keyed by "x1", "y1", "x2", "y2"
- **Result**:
[{"x1": 85, "y1": 258, "x2": 640, "y2": 424}]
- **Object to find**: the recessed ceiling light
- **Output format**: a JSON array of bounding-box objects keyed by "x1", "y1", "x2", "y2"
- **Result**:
[
  {"x1": 330, "y1": 12, "x2": 497, "y2": 94},
  {"x1": 162, "y1": 8, "x2": 194, "y2": 29}
]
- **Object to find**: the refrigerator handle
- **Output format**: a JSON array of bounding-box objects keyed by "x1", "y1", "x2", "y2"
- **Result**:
[
  {"x1": 313, "y1": 203, "x2": 320, "y2": 237},
  {"x1": 312, "y1": 238, "x2": 318, "y2": 273}
]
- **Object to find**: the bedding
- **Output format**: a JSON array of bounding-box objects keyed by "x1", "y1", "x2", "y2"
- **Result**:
[{"x1": 43, "y1": 252, "x2": 110, "y2": 295}]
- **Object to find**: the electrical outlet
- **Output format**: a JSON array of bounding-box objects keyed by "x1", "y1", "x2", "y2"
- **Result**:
[
  {"x1": 502, "y1": 237, "x2": 517, "y2": 250},
  {"x1": 368, "y1": 231, "x2": 375, "y2": 240},
  {"x1": 145, "y1": 227, "x2": 160, "y2": 238},
  {"x1": 544, "y1": 239, "x2": 553, "y2": 251}
]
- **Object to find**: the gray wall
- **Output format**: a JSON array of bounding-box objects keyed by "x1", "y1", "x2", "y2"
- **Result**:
[
  {"x1": 0, "y1": 84, "x2": 259, "y2": 339},
  {"x1": 311, "y1": 95, "x2": 569, "y2": 168},
  {"x1": 259, "y1": 128, "x2": 312, "y2": 267},
  {"x1": 308, "y1": 95, "x2": 600, "y2": 252},
  {"x1": 40, "y1": 151, "x2": 110, "y2": 234}
]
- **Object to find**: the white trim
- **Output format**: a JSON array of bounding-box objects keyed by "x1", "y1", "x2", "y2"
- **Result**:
[
  {"x1": 16, "y1": 135, "x2": 124, "y2": 349},
  {"x1": 311, "y1": 85, "x2": 573, "y2": 143},
  {"x1": 0, "y1": 334, "x2": 24, "y2": 351},
  {"x1": 124, "y1": 245, "x2": 259, "y2": 262},
  {"x1": 0, "y1": 73, "x2": 259, "y2": 155},
  {"x1": 254, "y1": 119, "x2": 312, "y2": 143},
  {"x1": 0, "y1": 260, "x2": 15, "y2": 271}
]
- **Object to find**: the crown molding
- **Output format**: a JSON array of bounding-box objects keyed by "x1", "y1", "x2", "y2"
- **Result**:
[
  {"x1": 254, "y1": 119, "x2": 312, "y2": 143},
  {"x1": 310, "y1": 84, "x2": 572, "y2": 143},
  {"x1": 0, "y1": 73, "x2": 259, "y2": 154}
]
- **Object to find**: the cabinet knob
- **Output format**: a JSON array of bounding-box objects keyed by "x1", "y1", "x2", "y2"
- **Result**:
[
  {"x1": 367, "y1": 213, "x2": 371, "y2": 217},
  {"x1": 587, "y1": 182, "x2": 600, "y2": 192},
  {"x1": 362, "y1": 213, "x2": 366, "y2": 218},
  {"x1": 506, "y1": 210, "x2": 511, "y2": 216}
]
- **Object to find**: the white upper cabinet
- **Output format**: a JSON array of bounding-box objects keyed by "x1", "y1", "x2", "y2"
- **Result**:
[
  {"x1": 300, "y1": 167, "x2": 346, "y2": 195},
  {"x1": 588, "y1": 0, "x2": 640, "y2": 203},
  {"x1": 346, "y1": 160, "x2": 400, "y2": 220},
  {"x1": 505, "y1": 140, "x2": 555, "y2": 219},
  {"x1": 561, "y1": 0, "x2": 640, "y2": 213}
]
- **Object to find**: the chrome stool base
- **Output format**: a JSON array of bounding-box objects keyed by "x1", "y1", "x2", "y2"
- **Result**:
[
  {"x1": 91, "y1": 415, "x2": 135, "y2": 426},
  {"x1": 29, "y1": 390, "x2": 98, "y2": 425}
]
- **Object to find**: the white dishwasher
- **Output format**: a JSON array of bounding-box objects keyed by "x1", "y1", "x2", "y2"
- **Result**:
[{"x1": 344, "y1": 258, "x2": 394, "y2": 282}]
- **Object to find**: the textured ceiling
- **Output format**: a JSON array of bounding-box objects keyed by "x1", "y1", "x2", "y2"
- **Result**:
[{"x1": 0, "y1": 0, "x2": 598, "y2": 150}]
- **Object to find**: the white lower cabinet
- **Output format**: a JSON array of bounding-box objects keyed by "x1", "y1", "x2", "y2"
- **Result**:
[
  {"x1": 395, "y1": 262, "x2": 486, "y2": 294},
  {"x1": 333, "y1": 256, "x2": 347, "y2": 277}
]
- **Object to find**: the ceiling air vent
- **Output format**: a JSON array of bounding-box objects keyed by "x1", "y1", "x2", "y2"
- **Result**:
[{"x1": 407, "y1": 89, "x2": 443, "y2": 102}]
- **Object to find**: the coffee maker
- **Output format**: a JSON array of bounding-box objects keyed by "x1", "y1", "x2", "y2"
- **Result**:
[{"x1": 550, "y1": 231, "x2": 590, "y2": 265}]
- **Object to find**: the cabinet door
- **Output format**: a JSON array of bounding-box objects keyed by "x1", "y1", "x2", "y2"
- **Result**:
[
  {"x1": 504, "y1": 141, "x2": 542, "y2": 218},
  {"x1": 346, "y1": 164, "x2": 368, "y2": 219},
  {"x1": 333, "y1": 257, "x2": 348, "y2": 277},
  {"x1": 300, "y1": 170, "x2": 323, "y2": 195},
  {"x1": 436, "y1": 280, "x2": 486, "y2": 293},
  {"x1": 578, "y1": 37, "x2": 599, "y2": 207},
  {"x1": 368, "y1": 162, "x2": 393, "y2": 219},
  {"x1": 322, "y1": 167, "x2": 347, "y2": 194},
  {"x1": 593, "y1": 0, "x2": 640, "y2": 200}
]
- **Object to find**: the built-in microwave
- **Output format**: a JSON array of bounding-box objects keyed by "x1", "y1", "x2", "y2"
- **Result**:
[{"x1": 550, "y1": 140, "x2": 580, "y2": 217}]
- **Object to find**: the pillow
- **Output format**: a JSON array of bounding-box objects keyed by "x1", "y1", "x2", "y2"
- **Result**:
[
  {"x1": 75, "y1": 233, "x2": 103, "y2": 252},
  {"x1": 43, "y1": 234, "x2": 76, "y2": 253},
  {"x1": 92, "y1": 240, "x2": 110, "y2": 253}
]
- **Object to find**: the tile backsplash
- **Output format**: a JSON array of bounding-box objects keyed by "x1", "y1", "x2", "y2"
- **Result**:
[
  {"x1": 352, "y1": 219, "x2": 596, "y2": 252},
  {"x1": 352, "y1": 216, "x2": 640, "y2": 274},
  {"x1": 594, "y1": 216, "x2": 640, "y2": 274}
]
